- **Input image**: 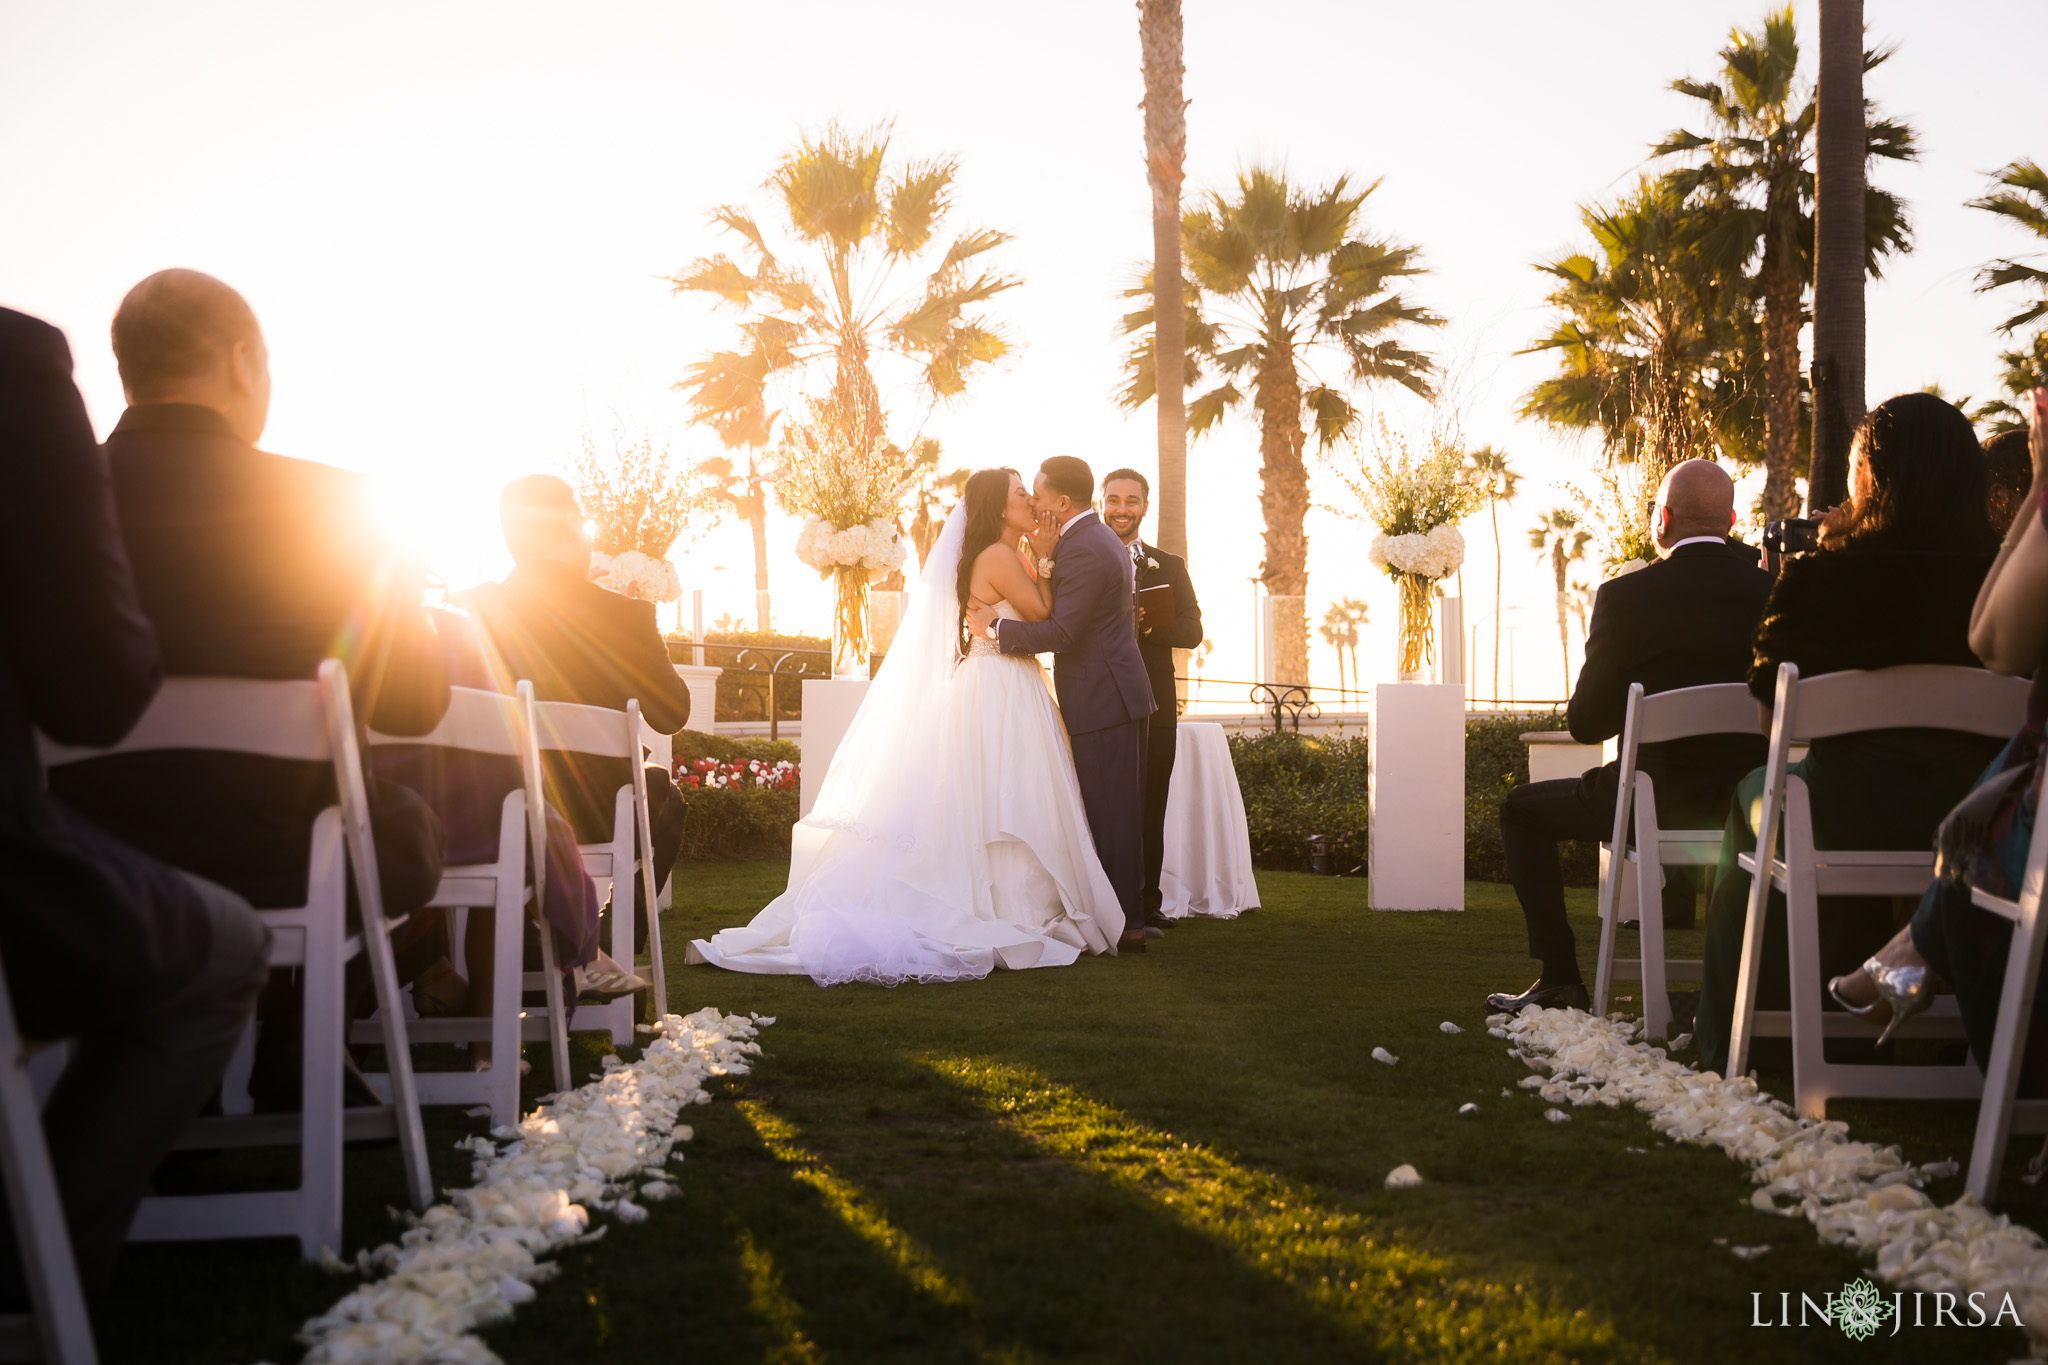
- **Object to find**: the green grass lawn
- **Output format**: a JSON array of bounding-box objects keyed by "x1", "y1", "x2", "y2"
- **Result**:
[{"x1": 100, "y1": 867, "x2": 2046, "y2": 1363}]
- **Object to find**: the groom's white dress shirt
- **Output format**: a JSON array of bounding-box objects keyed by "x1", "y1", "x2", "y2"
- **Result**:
[{"x1": 1058, "y1": 509, "x2": 1090, "y2": 537}]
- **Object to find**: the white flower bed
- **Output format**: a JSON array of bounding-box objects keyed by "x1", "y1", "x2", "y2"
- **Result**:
[
  {"x1": 1492, "y1": 1006, "x2": 2048, "y2": 1351},
  {"x1": 1366, "y1": 523, "x2": 1464, "y2": 580},
  {"x1": 282, "y1": 1008, "x2": 770, "y2": 1365},
  {"x1": 793, "y1": 516, "x2": 906, "y2": 577}
]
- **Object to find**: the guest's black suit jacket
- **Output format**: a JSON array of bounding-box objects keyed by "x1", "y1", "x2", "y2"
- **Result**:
[
  {"x1": 464, "y1": 560, "x2": 691, "y2": 842},
  {"x1": 0, "y1": 311, "x2": 218, "y2": 1033},
  {"x1": 1133, "y1": 540, "x2": 1203, "y2": 720},
  {"x1": 50, "y1": 404, "x2": 450, "y2": 910},
  {"x1": 1565, "y1": 538, "x2": 1773, "y2": 824}
]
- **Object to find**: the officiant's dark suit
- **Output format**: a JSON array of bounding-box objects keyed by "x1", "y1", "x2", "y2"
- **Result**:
[
  {"x1": 1133, "y1": 539, "x2": 1202, "y2": 919},
  {"x1": 0, "y1": 307, "x2": 268, "y2": 1293},
  {"x1": 1490, "y1": 533, "x2": 1771, "y2": 1009},
  {"x1": 998, "y1": 508, "x2": 1156, "y2": 936}
]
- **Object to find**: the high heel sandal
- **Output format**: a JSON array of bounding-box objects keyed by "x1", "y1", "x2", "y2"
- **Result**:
[{"x1": 1827, "y1": 956, "x2": 1934, "y2": 1048}]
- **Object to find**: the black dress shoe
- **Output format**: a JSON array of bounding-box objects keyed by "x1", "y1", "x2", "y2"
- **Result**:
[
  {"x1": 1143, "y1": 910, "x2": 1175, "y2": 930},
  {"x1": 1484, "y1": 979, "x2": 1590, "y2": 1014}
]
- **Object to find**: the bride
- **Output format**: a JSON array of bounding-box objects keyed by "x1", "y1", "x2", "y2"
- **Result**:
[{"x1": 689, "y1": 468, "x2": 1125, "y2": 985}]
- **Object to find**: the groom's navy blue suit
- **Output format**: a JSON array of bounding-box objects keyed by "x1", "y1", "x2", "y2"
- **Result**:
[{"x1": 997, "y1": 510, "x2": 1156, "y2": 934}]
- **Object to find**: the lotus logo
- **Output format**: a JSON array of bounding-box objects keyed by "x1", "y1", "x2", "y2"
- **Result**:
[{"x1": 1833, "y1": 1279, "x2": 1895, "y2": 1342}]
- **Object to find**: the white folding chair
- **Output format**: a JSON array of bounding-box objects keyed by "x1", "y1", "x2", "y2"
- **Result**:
[
  {"x1": 530, "y1": 698, "x2": 669, "y2": 1045},
  {"x1": 359, "y1": 683, "x2": 571, "y2": 1125},
  {"x1": 1964, "y1": 774, "x2": 2048, "y2": 1204},
  {"x1": 36, "y1": 660, "x2": 432, "y2": 1258},
  {"x1": 0, "y1": 956, "x2": 96, "y2": 1364},
  {"x1": 1727, "y1": 663, "x2": 2030, "y2": 1118},
  {"x1": 1593, "y1": 682, "x2": 1763, "y2": 1040}
]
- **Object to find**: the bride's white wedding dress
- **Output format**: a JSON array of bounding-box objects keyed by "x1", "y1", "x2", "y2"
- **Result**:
[{"x1": 689, "y1": 508, "x2": 1123, "y2": 985}]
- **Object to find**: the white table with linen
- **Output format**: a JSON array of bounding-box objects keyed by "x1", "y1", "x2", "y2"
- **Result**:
[{"x1": 1159, "y1": 721, "x2": 1259, "y2": 919}]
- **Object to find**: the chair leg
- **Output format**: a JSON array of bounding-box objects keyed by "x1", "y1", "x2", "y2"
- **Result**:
[
  {"x1": 1784, "y1": 861, "x2": 1831, "y2": 1122},
  {"x1": 360, "y1": 917, "x2": 433, "y2": 1212},
  {"x1": 0, "y1": 1027, "x2": 98, "y2": 1364},
  {"x1": 301, "y1": 913, "x2": 346, "y2": 1259},
  {"x1": 489, "y1": 899, "x2": 521, "y2": 1129},
  {"x1": 534, "y1": 898, "x2": 571, "y2": 1096},
  {"x1": 1593, "y1": 845, "x2": 1617, "y2": 1016},
  {"x1": 1969, "y1": 897, "x2": 2048, "y2": 1204},
  {"x1": 1638, "y1": 855, "x2": 1671, "y2": 1042}
]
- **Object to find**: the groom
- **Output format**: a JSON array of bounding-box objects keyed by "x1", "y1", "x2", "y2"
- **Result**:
[{"x1": 966, "y1": 457, "x2": 1156, "y2": 952}]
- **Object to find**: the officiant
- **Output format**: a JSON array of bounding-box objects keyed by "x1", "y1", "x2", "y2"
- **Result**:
[{"x1": 1101, "y1": 469, "x2": 1204, "y2": 933}]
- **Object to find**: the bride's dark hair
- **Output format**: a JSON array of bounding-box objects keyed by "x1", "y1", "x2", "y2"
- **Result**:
[{"x1": 956, "y1": 467, "x2": 1021, "y2": 645}]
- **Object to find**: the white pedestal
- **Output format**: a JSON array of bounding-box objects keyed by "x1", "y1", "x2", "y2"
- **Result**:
[
  {"x1": 1367, "y1": 682, "x2": 1465, "y2": 911},
  {"x1": 671, "y1": 664, "x2": 722, "y2": 737},
  {"x1": 800, "y1": 678, "x2": 871, "y2": 818}
]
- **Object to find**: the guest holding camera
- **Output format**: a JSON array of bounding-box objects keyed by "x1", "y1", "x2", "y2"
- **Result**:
[
  {"x1": 1694, "y1": 393, "x2": 2005, "y2": 1075},
  {"x1": 1805, "y1": 391, "x2": 2048, "y2": 1088}
]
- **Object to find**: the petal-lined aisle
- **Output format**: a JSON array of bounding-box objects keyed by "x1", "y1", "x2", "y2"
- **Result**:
[{"x1": 282, "y1": 1009, "x2": 771, "y2": 1365}]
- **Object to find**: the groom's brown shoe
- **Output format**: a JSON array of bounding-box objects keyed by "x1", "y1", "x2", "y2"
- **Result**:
[{"x1": 1118, "y1": 929, "x2": 1148, "y2": 954}]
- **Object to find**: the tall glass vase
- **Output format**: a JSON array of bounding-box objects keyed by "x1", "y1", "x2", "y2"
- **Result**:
[
  {"x1": 831, "y1": 568, "x2": 871, "y2": 679},
  {"x1": 1395, "y1": 573, "x2": 1436, "y2": 681}
]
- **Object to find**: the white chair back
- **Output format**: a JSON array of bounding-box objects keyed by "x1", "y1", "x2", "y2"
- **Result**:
[
  {"x1": 363, "y1": 683, "x2": 572, "y2": 1117},
  {"x1": 35, "y1": 661, "x2": 434, "y2": 1250},
  {"x1": 1594, "y1": 683, "x2": 1762, "y2": 1038},
  {"x1": 1726, "y1": 663, "x2": 2029, "y2": 1110},
  {"x1": 1965, "y1": 739, "x2": 2048, "y2": 1203},
  {"x1": 531, "y1": 697, "x2": 669, "y2": 1027}
]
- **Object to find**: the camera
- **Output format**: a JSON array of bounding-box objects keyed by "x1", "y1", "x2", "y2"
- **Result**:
[{"x1": 1762, "y1": 517, "x2": 1822, "y2": 556}]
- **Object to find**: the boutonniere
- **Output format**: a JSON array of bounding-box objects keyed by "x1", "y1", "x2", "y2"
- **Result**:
[{"x1": 1146, "y1": 556, "x2": 1160, "y2": 570}]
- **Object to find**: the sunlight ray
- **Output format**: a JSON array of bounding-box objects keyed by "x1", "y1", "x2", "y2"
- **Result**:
[
  {"x1": 739, "y1": 1099, "x2": 971, "y2": 1308},
  {"x1": 924, "y1": 1055, "x2": 1641, "y2": 1364},
  {"x1": 738, "y1": 1228, "x2": 826, "y2": 1364}
]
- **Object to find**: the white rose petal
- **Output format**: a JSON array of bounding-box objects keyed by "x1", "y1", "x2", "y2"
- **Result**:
[
  {"x1": 1371, "y1": 1047, "x2": 1399, "y2": 1066},
  {"x1": 1440, "y1": 1021, "x2": 1463, "y2": 1035},
  {"x1": 1458, "y1": 1103, "x2": 1479, "y2": 1117},
  {"x1": 1731, "y1": 1245, "x2": 1772, "y2": 1260},
  {"x1": 1545, "y1": 1108, "x2": 1571, "y2": 1124},
  {"x1": 1384, "y1": 1164, "x2": 1424, "y2": 1189}
]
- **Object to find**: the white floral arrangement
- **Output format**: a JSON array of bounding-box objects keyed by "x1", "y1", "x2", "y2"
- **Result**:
[
  {"x1": 589, "y1": 549, "x2": 682, "y2": 603},
  {"x1": 1366, "y1": 523, "x2": 1466, "y2": 582},
  {"x1": 792, "y1": 515, "x2": 908, "y2": 578}
]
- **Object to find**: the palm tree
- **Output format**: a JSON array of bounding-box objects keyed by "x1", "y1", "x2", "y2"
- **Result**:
[
  {"x1": 1319, "y1": 597, "x2": 1369, "y2": 699},
  {"x1": 1529, "y1": 509, "x2": 1593, "y2": 689},
  {"x1": 1970, "y1": 159, "x2": 2048, "y2": 335},
  {"x1": 1119, "y1": 166, "x2": 1440, "y2": 684},
  {"x1": 693, "y1": 452, "x2": 775, "y2": 630},
  {"x1": 903, "y1": 440, "x2": 968, "y2": 568},
  {"x1": 1461, "y1": 446, "x2": 1518, "y2": 701},
  {"x1": 1652, "y1": 5, "x2": 1914, "y2": 519},
  {"x1": 1138, "y1": 0, "x2": 1188, "y2": 562},
  {"x1": 1522, "y1": 179, "x2": 1757, "y2": 483},
  {"x1": 670, "y1": 122, "x2": 1020, "y2": 453},
  {"x1": 1975, "y1": 334, "x2": 2048, "y2": 436}
]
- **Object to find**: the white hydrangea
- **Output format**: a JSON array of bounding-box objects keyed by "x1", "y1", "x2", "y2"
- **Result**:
[
  {"x1": 793, "y1": 516, "x2": 907, "y2": 577},
  {"x1": 588, "y1": 550, "x2": 682, "y2": 603},
  {"x1": 1366, "y1": 523, "x2": 1465, "y2": 580}
]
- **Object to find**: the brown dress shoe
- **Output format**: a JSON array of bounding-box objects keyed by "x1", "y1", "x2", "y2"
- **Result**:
[{"x1": 1118, "y1": 929, "x2": 1148, "y2": 954}]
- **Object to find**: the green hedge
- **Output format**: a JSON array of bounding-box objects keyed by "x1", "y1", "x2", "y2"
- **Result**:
[
  {"x1": 672, "y1": 730, "x2": 802, "y2": 863},
  {"x1": 1226, "y1": 713, "x2": 1600, "y2": 886}
]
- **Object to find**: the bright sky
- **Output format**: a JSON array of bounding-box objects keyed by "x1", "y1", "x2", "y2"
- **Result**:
[{"x1": 5, "y1": 0, "x2": 2041, "y2": 706}]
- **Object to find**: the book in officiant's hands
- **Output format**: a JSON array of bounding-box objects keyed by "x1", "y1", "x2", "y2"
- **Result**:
[{"x1": 1137, "y1": 582, "x2": 1175, "y2": 634}]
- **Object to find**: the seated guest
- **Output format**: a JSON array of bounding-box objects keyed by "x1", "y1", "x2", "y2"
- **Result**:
[
  {"x1": 1485, "y1": 460, "x2": 1771, "y2": 1014},
  {"x1": 1986, "y1": 427, "x2": 2032, "y2": 537},
  {"x1": 1821, "y1": 389, "x2": 2048, "y2": 1085},
  {"x1": 0, "y1": 308, "x2": 268, "y2": 1296},
  {"x1": 465, "y1": 476, "x2": 691, "y2": 956},
  {"x1": 47, "y1": 270, "x2": 451, "y2": 1103},
  {"x1": 1098, "y1": 468, "x2": 1203, "y2": 933},
  {"x1": 1694, "y1": 393, "x2": 2005, "y2": 1074}
]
